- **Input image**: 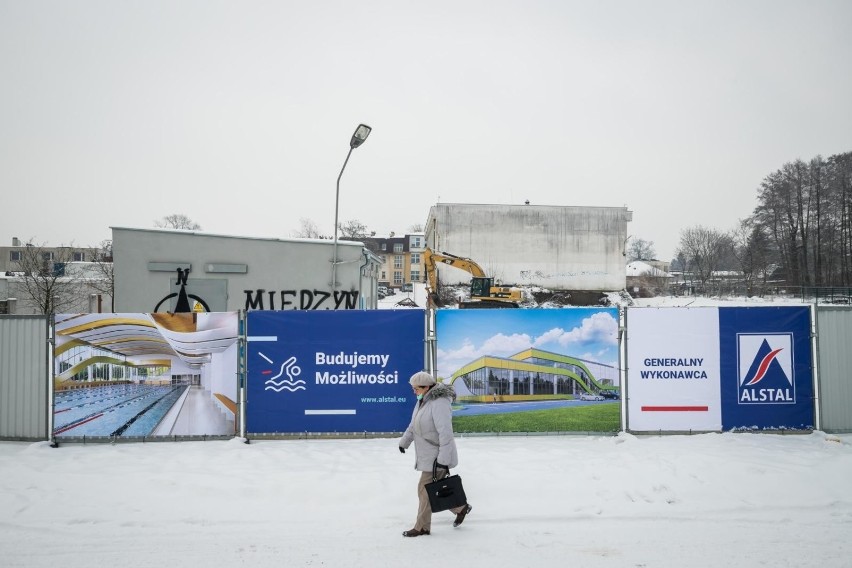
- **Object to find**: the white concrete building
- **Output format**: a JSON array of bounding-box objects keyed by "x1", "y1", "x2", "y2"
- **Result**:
[
  {"x1": 112, "y1": 227, "x2": 382, "y2": 313},
  {"x1": 425, "y1": 203, "x2": 632, "y2": 291}
]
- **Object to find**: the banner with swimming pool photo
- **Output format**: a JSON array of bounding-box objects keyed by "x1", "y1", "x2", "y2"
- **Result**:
[
  {"x1": 52, "y1": 312, "x2": 239, "y2": 439},
  {"x1": 435, "y1": 308, "x2": 621, "y2": 433},
  {"x1": 245, "y1": 310, "x2": 426, "y2": 434}
]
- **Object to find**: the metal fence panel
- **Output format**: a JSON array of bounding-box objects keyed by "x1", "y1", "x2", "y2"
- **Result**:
[
  {"x1": 815, "y1": 306, "x2": 852, "y2": 433},
  {"x1": 0, "y1": 315, "x2": 49, "y2": 440}
]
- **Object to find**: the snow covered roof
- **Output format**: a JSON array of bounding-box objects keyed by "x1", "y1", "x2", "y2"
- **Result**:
[{"x1": 626, "y1": 260, "x2": 671, "y2": 278}]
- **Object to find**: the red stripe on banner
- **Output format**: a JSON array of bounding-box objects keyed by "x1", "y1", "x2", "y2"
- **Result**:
[{"x1": 641, "y1": 406, "x2": 709, "y2": 412}]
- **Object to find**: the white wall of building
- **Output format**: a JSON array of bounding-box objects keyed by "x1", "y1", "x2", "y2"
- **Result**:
[
  {"x1": 425, "y1": 203, "x2": 631, "y2": 291},
  {"x1": 112, "y1": 227, "x2": 380, "y2": 313}
]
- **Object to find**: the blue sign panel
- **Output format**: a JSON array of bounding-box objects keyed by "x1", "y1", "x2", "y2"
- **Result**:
[
  {"x1": 719, "y1": 306, "x2": 814, "y2": 430},
  {"x1": 246, "y1": 310, "x2": 425, "y2": 433}
]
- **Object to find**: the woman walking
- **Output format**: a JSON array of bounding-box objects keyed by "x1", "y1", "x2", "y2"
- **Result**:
[{"x1": 398, "y1": 371, "x2": 472, "y2": 537}]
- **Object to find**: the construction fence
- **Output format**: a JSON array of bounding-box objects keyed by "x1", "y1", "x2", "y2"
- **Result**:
[{"x1": 1, "y1": 305, "x2": 851, "y2": 442}]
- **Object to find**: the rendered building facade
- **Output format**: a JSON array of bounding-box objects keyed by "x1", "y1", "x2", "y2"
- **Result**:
[{"x1": 450, "y1": 348, "x2": 618, "y2": 400}]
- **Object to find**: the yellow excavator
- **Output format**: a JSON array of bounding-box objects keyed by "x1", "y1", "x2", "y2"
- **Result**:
[{"x1": 423, "y1": 248, "x2": 522, "y2": 309}]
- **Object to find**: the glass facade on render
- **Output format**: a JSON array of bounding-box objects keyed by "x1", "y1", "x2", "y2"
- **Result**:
[
  {"x1": 55, "y1": 343, "x2": 169, "y2": 383},
  {"x1": 453, "y1": 349, "x2": 614, "y2": 397},
  {"x1": 458, "y1": 367, "x2": 577, "y2": 396},
  {"x1": 524, "y1": 355, "x2": 593, "y2": 390}
]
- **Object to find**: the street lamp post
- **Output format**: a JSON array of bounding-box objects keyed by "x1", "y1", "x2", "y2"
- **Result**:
[{"x1": 331, "y1": 123, "x2": 372, "y2": 291}]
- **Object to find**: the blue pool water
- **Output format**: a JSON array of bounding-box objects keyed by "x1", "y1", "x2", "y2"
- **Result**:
[{"x1": 54, "y1": 383, "x2": 189, "y2": 438}]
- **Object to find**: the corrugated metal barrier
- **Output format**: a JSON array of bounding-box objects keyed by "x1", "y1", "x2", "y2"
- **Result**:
[
  {"x1": 0, "y1": 315, "x2": 49, "y2": 440},
  {"x1": 815, "y1": 306, "x2": 852, "y2": 433}
]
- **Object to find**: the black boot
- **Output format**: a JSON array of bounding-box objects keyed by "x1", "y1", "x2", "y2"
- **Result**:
[{"x1": 453, "y1": 504, "x2": 472, "y2": 527}]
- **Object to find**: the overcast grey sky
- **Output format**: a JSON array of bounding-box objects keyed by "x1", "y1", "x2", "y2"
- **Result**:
[{"x1": 2, "y1": 1, "x2": 850, "y2": 260}]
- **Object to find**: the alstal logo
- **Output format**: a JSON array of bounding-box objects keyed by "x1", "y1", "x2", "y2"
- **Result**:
[
  {"x1": 737, "y1": 334, "x2": 794, "y2": 405},
  {"x1": 259, "y1": 353, "x2": 306, "y2": 394}
]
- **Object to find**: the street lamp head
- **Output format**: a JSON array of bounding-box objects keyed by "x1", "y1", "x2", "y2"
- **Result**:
[
  {"x1": 332, "y1": 123, "x2": 372, "y2": 290},
  {"x1": 350, "y1": 124, "x2": 372, "y2": 149}
]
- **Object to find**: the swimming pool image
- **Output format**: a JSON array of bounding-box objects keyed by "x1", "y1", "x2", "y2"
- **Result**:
[
  {"x1": 52, "y1": 312, "x2": 240, "y2": 439},
  {"x1": 54, "y1": 383, "x2": 189, "y2": 437}
]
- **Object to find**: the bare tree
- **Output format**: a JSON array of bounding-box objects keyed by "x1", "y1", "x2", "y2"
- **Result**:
[
  {"x1": 408, "y1": 223, "x2": 425, "y2": 233},
  {"x1": 730, "y1": 219, "x2": 774, "y2": 295},
  {"x1": 671, "y1": 251, "x2": 687, "y2": 272},
  {"x1": 338, "y1": 219, "x2": 369, "y2": 240},
  {"x1": 87, "y1": 239, "x2": 115, "y2": 311},
  {"x1": 677, "y1": 226, "x2": 731, "y2": 291},
  {"x1": 748, "y1": 153, "x2": 852, "y2": 288},
  {"x1": 11, "y1": 241, "x2": 87, "y2": 314},
  {"x1": 627, "y1": 237, "x2": 656, "y2": 261},
  {"x1": 292, "y1": 217, "x2": 325, "y2": 239},
  {"x1": 154, "y1": 214, "x2": 202, "y2": 230}
]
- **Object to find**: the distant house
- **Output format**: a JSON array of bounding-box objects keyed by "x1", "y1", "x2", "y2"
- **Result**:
[
  {"x1": 626, "y1": 261, "x2": 670, "y2": 278},
  {"x1": 626, "y1": 260, "x2": 672, "y2": 297},
  {"x1": 0, "y1": 237, "x2": 111, "y2": 315},
  {"x1": 360, "y1": 232, "x2": 425, "y2": 291},
  {"x1": 0, "y1": 237, "x2": 102, "y2": 274}
]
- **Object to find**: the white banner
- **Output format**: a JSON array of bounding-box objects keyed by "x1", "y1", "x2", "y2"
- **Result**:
[{"x1": 626, "y1": 308, "x2": 722, "y2": 431}]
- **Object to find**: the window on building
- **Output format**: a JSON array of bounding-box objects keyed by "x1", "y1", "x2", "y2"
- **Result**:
[
  {"x1": 73, "y1": 252, "x2": 85, "y2": 262},
  {"x1": 42, "y1": 252, "x2": 54, "y2": 262},
  {"x1": 410, "y1": 270, "x2": 420, "y2": 282},
  {"x1": 394, "y1": 255, "x2": 403, "y2": 269},
  {"x1": 412, "y1": 236, "x2": 421, "y2": 247},
  {"x1": 410, "y1": 253, "x2": 420, "y2": 265},
  {"x1": 381, "y1": 243, "x2": 387, "y2": 251},
  {"x1": 9, "y1": 251, "x2": 21, "y2": 262},
  {"x1": 393, "y1": 243, "x2": 403, "y2": 253},
  {"x1": 381, "y1": 271, "x2": 386, "y2": 280},
  {"x1": 393, "y1": 271, "x2": 403, "y2": 285}
]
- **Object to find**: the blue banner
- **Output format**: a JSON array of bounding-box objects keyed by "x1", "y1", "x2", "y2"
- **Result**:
[
  {"x1": 246, "y1": 310, "x2": 425, "y2": 433},
  {"x1": 719, "y1": 306, "x2": 814, "y2": 430}
]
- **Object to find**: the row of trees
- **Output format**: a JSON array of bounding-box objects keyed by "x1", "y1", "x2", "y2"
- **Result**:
[
  {"x1": 667, "y1": 151, "x2": 852, "y2": 294},
  {"x1": 156, "y1": 213, "x2": 424, "y2": 241},
  {"x1": 292, "y1": 218, "x2": 424, "y2": 240}
]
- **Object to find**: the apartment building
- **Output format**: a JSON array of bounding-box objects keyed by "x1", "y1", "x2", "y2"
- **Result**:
[
  {"x1": 1, "y1": 237, "x2": 103, "y2": 274},
  {"x1": 361, "y1": 232, "x2": 425, "y2": 291}
]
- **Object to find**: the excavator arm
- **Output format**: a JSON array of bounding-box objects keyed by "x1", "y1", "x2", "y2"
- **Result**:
[
  {"x1": 423, "y1": 248, "x2": 520, "y2": 308},
  {"x1": 424, "y1": 248, "x2": 488, "y2": 307},
  {"x1": 423, "y1": 249, "x2": 487, "y2": 286}
]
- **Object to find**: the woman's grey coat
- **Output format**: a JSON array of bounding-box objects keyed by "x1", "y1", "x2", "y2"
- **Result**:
[{"x1": 399, "y1": 382, "x2": 459, "y2": 471}]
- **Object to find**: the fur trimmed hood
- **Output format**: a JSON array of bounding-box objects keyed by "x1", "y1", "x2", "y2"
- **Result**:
[{"x1": 424, "y1": 382, "x2": 456, "y2": 404}]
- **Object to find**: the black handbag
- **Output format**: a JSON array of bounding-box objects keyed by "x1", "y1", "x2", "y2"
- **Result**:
[{"x1": 424, "y1": 459, "x2": 467, "y2": 513}]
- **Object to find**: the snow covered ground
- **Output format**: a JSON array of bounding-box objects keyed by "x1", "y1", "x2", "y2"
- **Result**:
[{"x1": 1, "y1": 432, "x2": 850, "y2": 568}]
